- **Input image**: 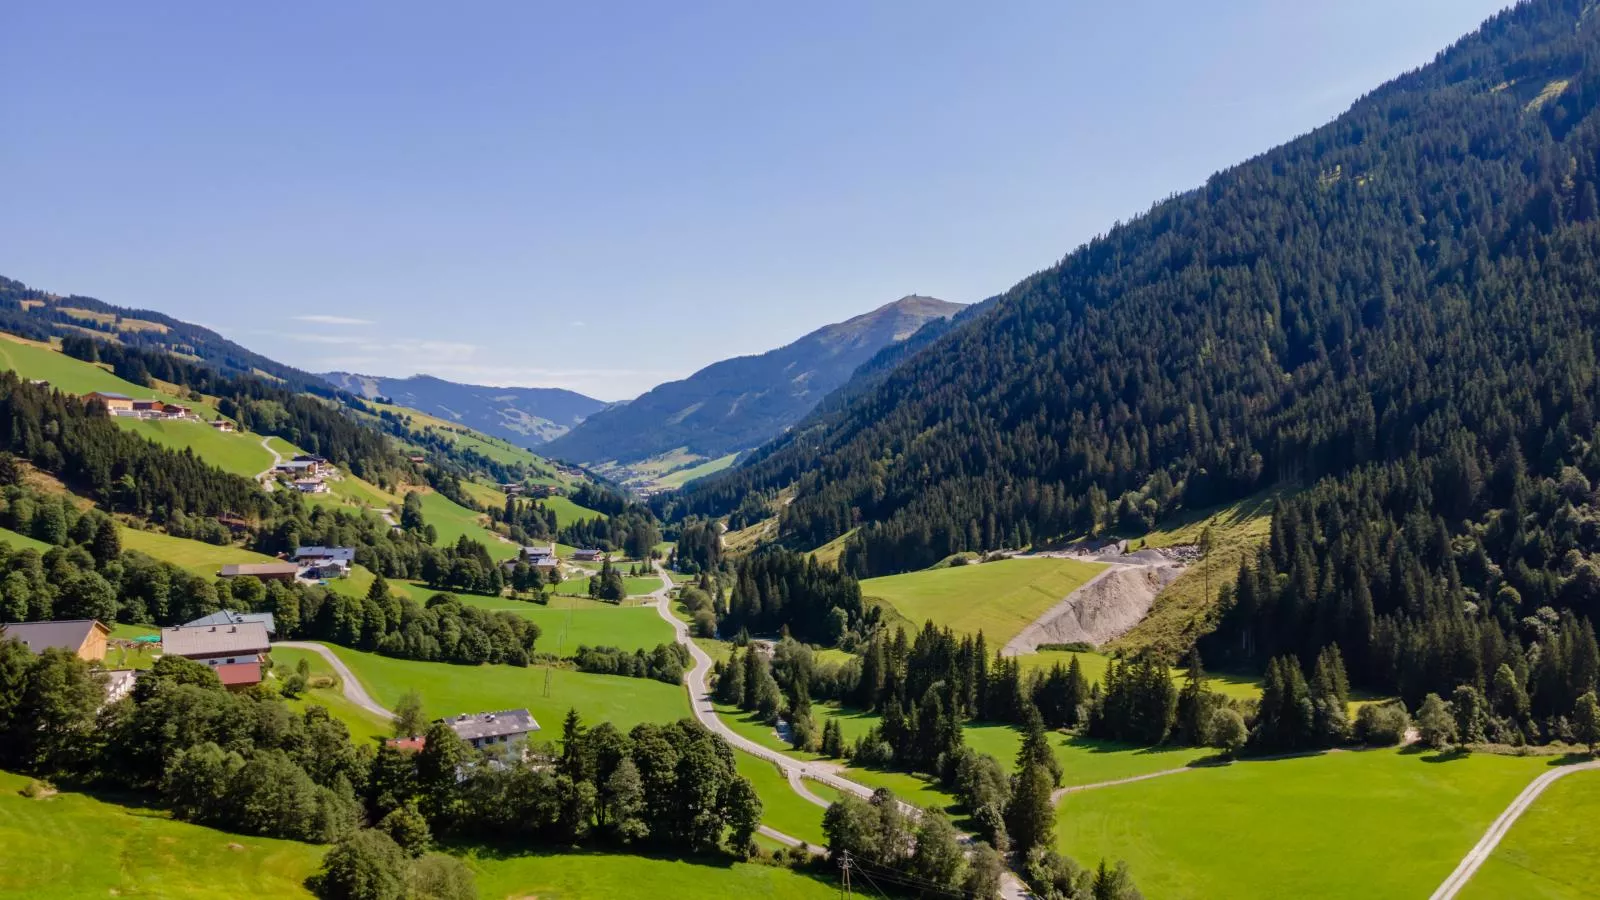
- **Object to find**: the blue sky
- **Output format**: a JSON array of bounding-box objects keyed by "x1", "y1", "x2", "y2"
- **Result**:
[{"x1": 1, "y1": 1, "x2": 1510, "y2": 400}]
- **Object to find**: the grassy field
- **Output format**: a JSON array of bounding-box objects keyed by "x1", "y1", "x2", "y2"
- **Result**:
[
  {"x1": 122, "y1": 416, "x2": 273, "y2": 478},
  {"x1": 809, "y1": 528, "x2": 856, "y2": 569},
  {"x1": 119, "y1": 526, "x2": 278, "y2": 575},
  {"x1": 1110, "y1": 490, "x2": 1280, "y2": 657},
  {"x1": 861, "y1": 557, "x2": 1106, "y2": 649},
  {"x1": 1458, "y1": 768, "x2": 1600, "y2": 900},
  {"x1": 1057, "y1": 748, "x2": 1557, "y2": 900},
  {"x1": 0, "y1": 525, "x2": 53, "y2": 553},
  {"x1": 445, "y1": 592, "x2": 671, "y2": 654},
  {"x1": 468, "y1": 849, "x2": 838, "y2": 900},
  {"x1": 542, "y1": 494, "x2": 604, "y2": 528},
  {"x1": 0, "y1": 770, "x2": 322, "y2": 898},
  {"x1": 656, "y1": 452, "x2": 740, "y2": 489},
  {"x1": 269, "y1": 648, "x2": 393, "y2": 745},
  {"x1": 732, "y1": 751, "x2": 829, "y2": 847},
  {"x1": 0, "y1": 334, "x2": 223, "y2": 421},
  {"x1": 414, "y1": 490, "x2": 519, "y2": 561},
  {"x1": 321, "y1": 643, "x2": 690, "y2": 732},
  {"x1": 552, "y1": 573, "x2": 662, "y2": 597}
]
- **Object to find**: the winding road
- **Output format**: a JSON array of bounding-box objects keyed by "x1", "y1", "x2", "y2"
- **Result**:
[
  {"x1": 274, "y1": 641, "x2": 393, "y2": 719},
  {"x1": 257, "y1": 435, "x2": 283, "y2": 491},
  {"x1": 647, "y1": 566, "x2": 1032, "y2": 899}
]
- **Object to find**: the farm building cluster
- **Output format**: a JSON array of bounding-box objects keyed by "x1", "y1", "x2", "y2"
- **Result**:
[{"x1": 216, "y1": 545, "x2": 356, "y2": 583}]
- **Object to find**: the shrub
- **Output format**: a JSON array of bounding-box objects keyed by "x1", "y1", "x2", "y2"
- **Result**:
[{"x1": 1354, "y1": 703, "x2": 1410, "y2": 746}]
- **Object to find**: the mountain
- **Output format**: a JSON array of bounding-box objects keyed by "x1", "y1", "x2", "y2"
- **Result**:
[
  {"x1": 321, "y1": 372, "x2": 605, "y2": 446},
  {"x1": 541, "y1": 295, "x2": 964, "y2": 468},
  {"x1": 670, "y1": 0, "x2": 1600, "y2": 582},
  {"x1": 0, "y1": 276, "x2": 333, "y2": 394}
]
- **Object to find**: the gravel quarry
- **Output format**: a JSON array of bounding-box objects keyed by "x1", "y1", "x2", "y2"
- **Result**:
[{"x1": 1001, "y1": 542, "x2": 1190, "y2": 655}]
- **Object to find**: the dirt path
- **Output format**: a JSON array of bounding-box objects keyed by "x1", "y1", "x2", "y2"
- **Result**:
[
  {"x1": 1428, "y1": 758, "x2": 1600, "y2": 900},
  {"x1": 257, "y1": 435, "x2": 283, "y2": 491},
  {"x1": 649, "y1": 566, "x2": 1030, "y2": 899},
  {"x1": 1050, "y1": 765, "x2": 1195, "y2": 803},
  {"x1": 273, "y1": 641, "x2": 393, "y2": 720}
]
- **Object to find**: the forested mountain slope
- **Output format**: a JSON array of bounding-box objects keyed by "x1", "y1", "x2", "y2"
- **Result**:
[
  {"x1": 322, "y1": 371, "x2": 605, "y2": 446},
  {"x1": 672, "y1": 0, "x2": 1600, "y2": 584},
  {"x1": 0, "y1": 276, "x2": 332, "y2": 393},
  {"x1": 542, "y1": 294, "x2": 963, "y2": 466}
]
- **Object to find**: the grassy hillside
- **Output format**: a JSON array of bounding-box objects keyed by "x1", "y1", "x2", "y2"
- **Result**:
[
  {"x1": 414, "y1": 490, "x2": 518, "y2": 561},
  {"x1": 268, "y1": 648, "x2": 392, "y2": 745},
  {"x1": 860, "y1": 557, "x2": 1105, "y2": 649},
  {"x1": 1057, "y1": 749, "x2": 1556, "y2": 900},
  {"x1": 543, "y1": 494, "x2": 604, "y2": 527},
  {"x1": 449, "y1": 594, "x2": 673, "y2": 655},
  {"x1": 321, "y1": 643, "x2": 689, "y2": 731},
  {"x1": 0, "y1": 525, "x2": 53, "y2": 554},
  {"x1": 0, "y1": 770, "x2": 322, "y2": 899},
  {"x1": 119, "y1": 526, "x2": 278, "y2": 575},
  {"x1": 468, "y1": 849, "x2": 837, "y2": 900},
  {"x1": 1458, "y1": 769, "x2": 1600, "y2": 900},
  {"x1": 121, "y1": 416, "x2": 273, "y2": 478}
]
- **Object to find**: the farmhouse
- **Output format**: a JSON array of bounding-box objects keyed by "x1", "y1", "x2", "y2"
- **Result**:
[
  {"x1": 275, "y1": 460, "x2": 317, "y2": 476},
  {"x1": 159, "y1": 621, "x2": 271, "y2": 688},
  {"x1": 0, "y1": 619, "x2": 109, "y2": 661},
  {"x1": 183, "y1": 609, "x2": 277, "y2": 637},
  {"x1": 572, "y1": 548, "x2": 605, "y2": 562},
  {"x1": 295, "y1": 546, "x2": 353, "y2": 577},
  {"x1": 443, "y1": 709, "x2": 540, "y2": 751},
  {"x1": 218, "y1": 561, "x2": 300, "y2": 582},
  {"x1": 210, "y1": 418, "x2": 236, "y2": 432},
  {"x1": 83, "y1": 391, "x2": 134, "y2": 413},
  {"x1": 291, "y1": 478, "x2": 330, "y2": 494}
]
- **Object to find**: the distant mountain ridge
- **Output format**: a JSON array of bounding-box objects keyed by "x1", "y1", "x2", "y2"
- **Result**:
[
  {"x1": 320, "y1": 372, "x2": 606, "y2": 446},
  {"x1": 540, "y1": 295, "x2": 964, "y2": 467}
]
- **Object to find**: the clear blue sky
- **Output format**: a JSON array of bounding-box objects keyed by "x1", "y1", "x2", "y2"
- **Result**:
[{"x1": 1, "y1": 1, "x2": 1510, "y2": 400}]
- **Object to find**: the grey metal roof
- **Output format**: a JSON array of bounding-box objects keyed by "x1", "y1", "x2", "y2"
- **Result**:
[
  {"x1": 295, "y1": 546, "x2": 355, "y2": 562},
  {"x1": 183, "y1": 610, "x2": 277, "y2": 636},
  {"x1": 160, "y1": 622, "x2": 271, "y2": 657},
  {"x1": 442, "y1": 709, "x2": 540, "y2": 741},
  {"x1": 0, "y1": 619, "x2": 106, "y2": 653}
]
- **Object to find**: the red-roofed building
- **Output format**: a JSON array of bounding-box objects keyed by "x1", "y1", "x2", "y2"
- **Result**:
[
  {"x1": 212, "y1": 662, "x2": 263, "y2": 688},
  {"x1": 385, "y1": 736, "x2": 426, "y2": 752}
]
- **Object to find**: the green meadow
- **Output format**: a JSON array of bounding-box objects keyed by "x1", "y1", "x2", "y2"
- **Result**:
[
  {"x1": 414, "y1": 490, "x2": 519, "y2": 561},
  {"x1": 0, "y1": 770, "x2": 322, "y2": 899},
  {"x1": 552, "y1": 573, "x2": 663, "y2": 597},
  {"x1": 542, "y1": 494, "x2": 605, "y2": 527},
  {"x1": 732, "y1": 751, "x2": 830, "y2": 847},
  {"x1": 861, "y1": 556, "x2": 1105, "y2": 649},
  {"x1": 119, "y1": 526, "x2": 278, "y2": 575},
  {"x1": 1056, "y1": 748, "x2": 1557, "y2": 900},
  {"x1": 467, "y1": 849, "x2": 838, "y2": 900},
  {"x1": 1458, "y1": 768, "x2": 1600, "y2": 900},
  {"x1": 121, "y1": 416, "x2": 273, "y2": 478},
  {"x1": 320, "y1": 643, "x2": 690, "y2": 731},
  {"x1": 269, "y1": 647, "x2": 393, "y2": 745},
  {"x1": 0, "y1": 525, "x2": 53, "y2": 553}
]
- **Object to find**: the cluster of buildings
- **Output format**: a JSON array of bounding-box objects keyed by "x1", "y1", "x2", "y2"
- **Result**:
[
  {"x1": 274, "y1": 454, "x2": 335, "y2": 493},
  {"x1": 216, "y1": 546, "x2": 356, "y2": 583},
  {"x1": 1, "y1": 609, "x2": 276, "y2": 694},
  {"x1": 84, "y1": 392, "x2": 196, "y2": 420}
]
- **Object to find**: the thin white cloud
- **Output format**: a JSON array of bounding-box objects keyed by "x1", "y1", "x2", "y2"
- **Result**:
[
  {"x1": 570, "y1": 320, "x2": 586, "y2": 327},
  {"x1": 293, "y1": 314, "x2": 373, "y2": 325}
]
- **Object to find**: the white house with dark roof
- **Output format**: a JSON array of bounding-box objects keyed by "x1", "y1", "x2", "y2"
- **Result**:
[{"x1": 443, "y1": 709, "x2": 540, "y2": 752}]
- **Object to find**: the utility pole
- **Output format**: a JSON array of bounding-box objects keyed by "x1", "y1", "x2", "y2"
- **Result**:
[{"x1": 839, "y1": 850, "x2": 852, "y2": 899}]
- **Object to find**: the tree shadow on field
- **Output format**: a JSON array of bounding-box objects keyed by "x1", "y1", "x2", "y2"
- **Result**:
[
  {"x1": 1545, "y1": 751, "x2": 1596, "y2": 767},
  {"x1": 1413, "y1": 747, "x2": 1470, "y2": 763}
]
